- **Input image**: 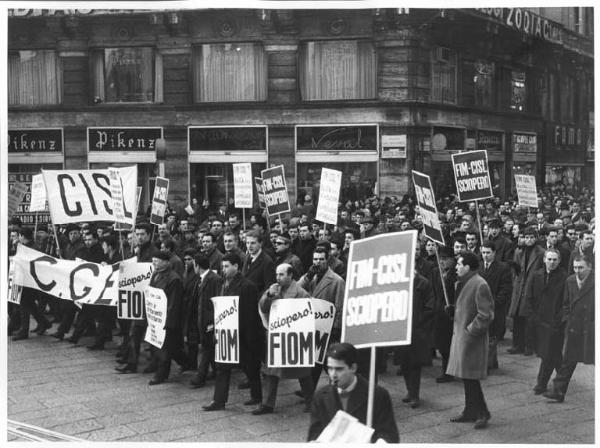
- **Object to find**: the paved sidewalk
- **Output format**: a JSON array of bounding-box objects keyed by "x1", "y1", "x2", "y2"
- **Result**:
[{"x1": 7, "y1": 331, "x2": 594, "y2": 443}]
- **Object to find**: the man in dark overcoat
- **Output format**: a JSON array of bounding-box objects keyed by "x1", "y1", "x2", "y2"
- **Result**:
[
  {"x1": 395, "y1": 271, "x2": 435, "y2": 408},
  {"x1": 203, "y1": 252, "x2": 263, "y2": 410},
  {"x1": 544, "y1": 255, "x2": 594, "y2": 402},
  {"x1": 181, "y1": 249, "x2": 200, "y2": 371},
  {"x1": 525, "y1": 248, "x2": 568, "y2": 395},
  {"x1": 508, "y1": 227, "x2": 545, "y2": 355},
  {"x1": 242, "y1": 230, "x2": 276, "y2": 296},
  {"x1": 479, "y1": 240, "x2": 512, "y2": 371},
  {"x1": 447, "y1": 252, "x2": 494, "y2": 429},
  {"x1": 307, "y1": 342, "x2": 399, "y2": 443}
]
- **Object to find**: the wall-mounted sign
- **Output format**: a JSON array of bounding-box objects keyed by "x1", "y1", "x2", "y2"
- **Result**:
[
  {"x1": 474, "y1": 8, "x2": 563, "y2": 45},
  {"x1": 88, "y1": 127, "x2": 162, "y2": 152},
  {"x1": 512, "y1": 132, "x2": 537, "y2": 153},
  {"x1": 381, "y1": 135, "x2": 407, "y2": 158},
  {"x1": 189, "y1": 126, "x2": 267, "y2": 151},
  {"x1": 8, "y1": 129, "x2": 63, "y2": 153},
  {"x1": 432, "y1": 127, "x2": 465, "y2": 151},
  {"x1": 296, "y1": 125, "x2": 377, "y2": 151},
  {"x1": 553, "y1": 124, "x2": 583, "y2": 149},
  {"x1": 477, "y1": 130, "x2": 504, "y2": 151}
]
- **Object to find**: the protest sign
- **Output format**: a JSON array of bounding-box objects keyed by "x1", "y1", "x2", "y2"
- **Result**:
[
  {"x1": 342, "y1": 231, "x2": 416, "y2": 348},
  {"x1": 261, "y1": 165, "x2": 290, "y2": 215},
  {"x1": 254, "y1": 177, "x2": 266, "y2": 209},
  {"x1": 316, "y1": 410, "x2": 374, "y2": 443},
  {"x1": 8, "y1": 181, "x2": 29, "y2": 218},
  {"x1": 108, "y1": 168, "x2": 126, "y2": 223},
  {"x1": 312, "y1": 298, "x2": 335, "y2": 365},
  {"x1": 115, "y1": 186, "x2": 142, "y2": 232},
  {"x1": 7, "y1": 257, "x2": 22, "y2": 305},
  {"x1": 451, "y1": 150, "x2": 493, "y2": 202},
  {"x1": 150, "y1": 177, "x2": 169, "y2": 225},
  {"x1": 514, "y1": 174, "x2": 538, "y2": 208},
  {"x1": 117, "y1": 259, "x2": 153, "y2": 320},
  {"x1": 268, "y1": 298, "x2": 315, "y2": 368},
  {"x1": 233, "y1": 163, "x2": 253, "y2": 208},
  {"x1": 29, "y1": 174, "x2": 47, "y2": 212},
  {"x1": 412, "y1": 170, "x2": 445, "y2": 245},
  {"x1": 315, "y1": 168, "x2": 342, "y2": 225},
  {"x1": 12, "y1": 244, "x2": 118, "y2": 305},
  {"x1": 42, "y1": 166, "x2": 137, "y2": 225},
  {"x1": 145, "y1": 286, "x2": 167, "y2": 349},
  {"x1": 211, "y1": 296, "x2": 240, "y2": 363},
  {"x1": 9, "y1": 173, "x2": 51, "y2": 224}
]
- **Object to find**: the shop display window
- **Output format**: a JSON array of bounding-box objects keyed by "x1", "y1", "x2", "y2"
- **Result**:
[
  {"x1": 8, "y1": 50, "x2": 62, "y2": 105},
  {"x1": 299, "y1": 40, "x2": 376, "y2": 101},
  {"x1": 510, "y1": 70, "x2": 526, "y2": 111},
  {"x1": 193, "y1": 43, "x2": 267, "y2": 102}
]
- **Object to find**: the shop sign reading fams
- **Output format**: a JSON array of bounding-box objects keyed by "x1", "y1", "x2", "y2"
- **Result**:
[{"x1": 474, "y1": 8, "x2": 562, "y2": 44}]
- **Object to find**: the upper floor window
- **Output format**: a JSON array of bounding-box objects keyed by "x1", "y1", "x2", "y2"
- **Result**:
[
  {"x1": 431, "y1": 47, "x2": 457, "y2": 104},
  {"x1": 92, "y1": 47, "x2": 161, "y2": 103},
  {"x1": 8, "y1": 50, "x2": 62, "y2": 105},
  {"x1": 510, "y1": 70, "x2": 526, "y2": 111},
  {"x1": 299, "y1": 40, "x2": 376, "y2": 101},
  {"x1": 193, "y1": 43, "x2": 267, "y2": 102},
  {"x1": 473, "y1": 61, "x2": 495, "y2": 108}
]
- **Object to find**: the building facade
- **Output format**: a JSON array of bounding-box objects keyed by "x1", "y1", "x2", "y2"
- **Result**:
[{"x1": 7, "y1": 7, "x2": 594, "y2": 222}]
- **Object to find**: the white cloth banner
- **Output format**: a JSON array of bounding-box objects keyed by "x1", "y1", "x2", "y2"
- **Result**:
[
  {"x1": 514, "y1": 174, "x2": 539, "y2": 208},
  {"x1": 316, "y1": 168, "x2": 342, "y2": 225},
  {"x1": 117, "y1": 259, "x2": 153, "y2": 320},
  {"x1": 42, "y1": 166, "x2": 137, "y2": 225},
  {"x1": 268, "y1": 298, "x2": 315, "y2": 368},
  {"x1": 312, "y1": 298, "x2": 336, "y2": 365},
  {"x1": 233, "y1": 163, "x2": 253, "y2": 208},
  {"x1": 145, "y1": 286, "x2": 167, "y2": 349},
  {"x1": 29, "y1": 174, "x2": 47, "y2": 212},
  {"x1": 12, "y1": 244, "x2": 118, "y2": 305},
  {"x1": 211, "y1": 296, "x2": 240, "y2": 364}
]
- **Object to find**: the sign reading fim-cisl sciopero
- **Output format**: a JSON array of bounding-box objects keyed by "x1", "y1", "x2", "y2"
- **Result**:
[
  {"x1": 261, "y1": 165, "x2": 291, "y2": 215},
  {"x1": 451, "y1": 150, "x2": 493, "y2": 202},
  {"x1": 342, "y1": 231, "x2": 417, "y2": 349}
]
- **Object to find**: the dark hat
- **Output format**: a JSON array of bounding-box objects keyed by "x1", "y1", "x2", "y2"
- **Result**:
[
  {"x1": 66, "y1": 223, "x2": 80, "y2": 233},
  {"x1": 153, "y1": 250, "x2": 171, "y2": 261},
  {"x1": 488, "y1": 218, "x2": 502, "y2": 228}
]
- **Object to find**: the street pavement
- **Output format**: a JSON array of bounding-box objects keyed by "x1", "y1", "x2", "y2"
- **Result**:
[{"x1": 7, "y1": 328, "x2": 595, "y2": 443}]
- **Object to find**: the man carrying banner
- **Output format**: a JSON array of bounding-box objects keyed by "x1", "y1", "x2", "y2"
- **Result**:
[
  {"x1": 203, "y1": 253, "x2": 263, "y2": 411},
  {"x1": 146, "y1": 251, "x2": 188, "y2": 385},
  {"x1": 253, "y1": 263, "x2": 314, "y2": 415},
  {"x1": 447, "y1": 252, "x2": 494, "y2": 429},
  {"x1": 307, "y1": 342, "x2": 399, "y2": 443},
  {"x1": 298, "y1": 247, "x2": 345, "y2": 390}
]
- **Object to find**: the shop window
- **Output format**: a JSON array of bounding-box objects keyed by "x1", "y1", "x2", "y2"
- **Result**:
[
  {"x1": 191, "y1": 163, "x2": 265, "y2": 207},
  {"x1": 8, "y1": 50, "x2": 62, "y2": 105},
  {"x1": 193, "y1": 43, "x2": 267, "y2": 102},
  {"x1": 92, "y1": 47, "x2": 160, "y2": 104},
  {"x1": 431, "y1": 47, "x2": 457, "y2": 104},
  {"x1": 510, "y1": 70, "x2": 526, "y2": 111},
  {"x1": 299, "y1": 40, "x2": 376, "y2": 101},
  {"x1": 473, "y1": 61, "x2": 495, "y2": 108}
]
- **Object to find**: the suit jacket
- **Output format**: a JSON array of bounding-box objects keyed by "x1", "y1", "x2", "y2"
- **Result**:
[
  {"x1": 446, "y1": 272, "x2": 494, "y2": 380},
  {"x1": 181, "y1": 269, "x2": 200, "y2": 340},
  {"x1": 480, "y1": 259, "x2": 512, "y2": 338},
  {"x1": 525, "y1": 267, "x2": 568, "y2": 361},
  {"x1": 508, "y1": 245, "x2": 545, "y2": 317},
  {"x1": 196, "y1": 270, "x2": 223, "y2": 344},
  {"x1": 298, "y1": 268, "x2": 345, "y2": 330},
  {"x1": 307, "y1": 375, "x2": 399, "y2": 443},
  {"x1": 242, "y1": 250, "x2": 275, "y2": 296},
  {"x1": 488, "y1": 233, "x2": 514, "y2": 263},
  {"x1": 562, "y1": 273, "x2": 594, "y2": 364}
]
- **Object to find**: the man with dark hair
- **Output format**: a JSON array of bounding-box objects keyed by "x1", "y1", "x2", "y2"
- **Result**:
[
  {"x1": 200, "y1": 232, "x2": 223, "y2": 275},
  {"x1": 307, "y1": 342, "x2": 399, "y2": 443},
  {"x1": 189, "y1": 253, "x2": 222, "y2": 388},
  {"x1": 525, "y1": 248, "x2": 568, "y2": 396},
  {"x1": 508, "y1": 227, "x2": 545, "y2": 355},
  {"x1": 465, "y1": 231, "x2": 481, "y2": 258},
  {"x1": 567, "y1": 230, "x2": 594, "y2": 274},
  {"x1": 242, "y1": 230, "x2": 275, "y2": 296},
  {"x1": 223, "y1": 231, "x2": 246, "y2": 266},
  {"x1": 447, "y1": 252, "x2": 494, "y2": 429},
  {"x1": 273, "y1": 235, "x2": 304, "y2": 280},
  {"x1": 181, "y1": 249, "x2": 200, "y2": 372},
  {"x1": 479, "y1": 240, "x2": 512, "y2": 371},
  {"x1": 203, "y1": 252, "x2": 263, "y2": 411},
  {"x1": 161, "y1": 237, "x2": 184, "y2": 277},
  {"x1": 296, "y1": 224, "x2": 318, "y2": 273},
  {"x1": 543, "y1": 226, "x2": 570, "y2": 271},
  {"x1": 544, "y1": 255, "x2": 594, "y2": 402}
]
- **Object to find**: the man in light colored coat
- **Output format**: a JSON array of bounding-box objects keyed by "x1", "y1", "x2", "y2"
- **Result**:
[{"x1": 447, "y1": 252, "x2": 494, "y2": 429}]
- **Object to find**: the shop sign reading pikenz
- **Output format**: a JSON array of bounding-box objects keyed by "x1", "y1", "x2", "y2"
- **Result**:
[
  {"x1": 8, "y1": 129, "x2": 63, "y2": 153},
  {"x1": 87, "y1": 127, "x2": 162, "y2": 152}
]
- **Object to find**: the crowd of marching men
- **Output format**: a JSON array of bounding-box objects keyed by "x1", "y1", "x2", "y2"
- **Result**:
[{"x1": 6, "y1": 181, "x2": 595, "y2": 419}]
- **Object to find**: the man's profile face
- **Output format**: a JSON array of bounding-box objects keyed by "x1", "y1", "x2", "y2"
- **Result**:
[
  {"x1": 275, "y1": 265, "x2": 293, "y2": 288},
  {"x1": 455, "y1": 257, "x2": 470, "y2": 278},
  {"x1": 327, "y1": 357, "x2": 356, "y2": 390},
  {"x1": 221, "y1": 260, "x2": 238, "y2": 279},
  {"x1": 581, "y1": 233, "x2": 594, "y2": 250}
]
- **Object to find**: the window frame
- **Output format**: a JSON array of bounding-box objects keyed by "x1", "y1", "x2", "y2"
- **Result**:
[
  {"x1": 8, "y1": 49, "x2": 63, "y2": 106},
  {"x1": 430, "y1": 46, "x2": 458, "y2": 105}
]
